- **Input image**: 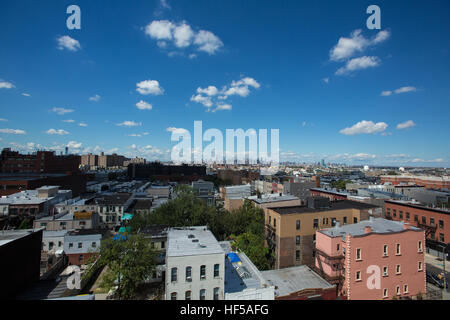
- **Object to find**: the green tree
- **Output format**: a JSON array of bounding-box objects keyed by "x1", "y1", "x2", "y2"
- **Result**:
[
  {"x1": 231, "y1": 232, "x2": 273, "y2": 270},
  {"x1": 96, "y1": 234, "x2": 157, "y2": 300}
]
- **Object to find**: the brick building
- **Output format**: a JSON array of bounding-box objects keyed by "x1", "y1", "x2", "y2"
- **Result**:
[
  {"x1": 385, "y1": 200, "x2": 450, "y2": 258},
  {"x1": 380, "y1": 175, "x2": 450, "y2": 190},
  {"x1": 265, "y1": 197, "x2": 379, "y2": 269},
  {"x1": 315, "y1": 218, "x2": 426, "y2": 300}
]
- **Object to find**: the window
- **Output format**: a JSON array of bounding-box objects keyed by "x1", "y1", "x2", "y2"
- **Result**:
[
  {"x1": 296, "y1": 220, "x2": 301, "y2": 230},
  {"x1": 171, "y1": 267, "x2": 177, "y2": 282},
  {"x1": 356, "y1": 271, "x2": 361, "y2": 281},
  {"x1": 383, "y1": 288, "x2": 388, "y2": 298},
  {"x1": 214, "y1": 264, "x2": 220, "y2": 278},
  {"x1": 353, "y1": 217, "x2": 358, "y2": 224},
  {"x1": 331, "y1": 218, "x2": 337, "y2": 227},
  {"x1": 79, "y1": 255, "x2": 83, "y2": 262},
  {"x1": 200, "y1": 289, "x2": 206, "y2": 300},
  {"x1": 418, "y1": 261, "x2": 423, "y2": 271},
  {"x1": 337, "y1": 244, "x2": 340, "y2": 251},
  {"x1": 383, "y1": 245, "x2": 388, "y2": 257},
  {"x1": 268, "y1": 216, "x2": 271, "y2": 225},
  {"x1": 396, "y1": 244, "x2": 401, "y2": 255},
  {"x1": 414, "y1": 215, "x2": 418, "y2": 223},
  {"x1": 171, "y1": 292, "x2": 177, "y2": 300},
  {"x1": 69, "y1": 243, "x2": 73, "y2": 248},
  {"x1": 343, "y1": 217, "x2": 347, "y2": 224},
  {"x1": 313, "y1": 219, "x2": 319, "y2": 228},
  {"x1": 161, "y1": 241, "x2": 165, "y2": 249},
  {"x1": 422, "y1": 216, "x2": 426, "y2": 224},
  {"x1": 356, "y1": 248, "x2": 361, "y2": 261},
  {"x1": 399, "y1": 211, "x2": 403, "y2": 219},
  {"x1": 406, "y1": 212, "x2": 410, "y2": 221},
  {"x1": 78, "y1": 242, "x2": 82, "y2": 249},
  {"x1": 396, "y1": 286, "x2": 400, "y2": 295},
  {"x1": 383, "y1": 266, "x2": 388, "y2": 276},
  {"x1": 439, "y1": 220, "x2": 444, "y2": 229},
  {"x1": 418, "y1": 241, "x2": 423, "y2": 252},
  {"x1": 386, "y1": 208, "x2": 391, "y2": 216},
  {"x1": 296, "y1": 236, "x2": 300, "y2": 245},
  {"x1": 396, "y1": 264, "x2": 401, "y2": 274},
  {"x1": 213, "y1": 287, "x2": 219, "y2": 300},
  {"x1": 296, "y1": 250, "x2": 300, "y2": 261},
  {"x1": 92, "y1": 242, "x2": 97, "y2": 248},
  {"x1": 273, "y1": 219, "x2": 276, "y2": 227},
  {"x1": 58, "y1": 241, "x2": 62, "y2": 247},
  {"x1": 430, "y1": 218, "x2": 435, "y2": 227},
  {"x1": 200, "y1": 265, "x2": 206, "y2": 280},
  {"x1": 185, "y1": 291, "x2": 191, "y2": 300},
  {"x1": 439, "y1": 233, "x2": 445, "y2": 242},
  {"x1": 393, "y1": 209, "x2": 397, "y2": 218},
  {"x1": 404, "y1": 285, "x2": 408, "y2": 294},
  {"x1": 186, "y1": 266, "x2": 192, "y2": 281}
]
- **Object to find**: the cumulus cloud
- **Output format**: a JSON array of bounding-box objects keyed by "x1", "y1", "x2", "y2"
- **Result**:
[
  {"x1": 330, "y1": 29, "x2": 390, "y2": 61},
  {"x1": 144, "y1": 20, "x2": 223, "y2": 56},
  {"x1": 335, "y1": 56, "x2": 380, "y2": 75},
  {"x1": 52, "y1": 107, "x2": 74, "y2": 115},
  {"x1": 89, "y1": 94, "x2": 101, "y2": 102},
  {"x1": 136, "y1": 80, "x2": 164, "y2": 95},
  {"x1": 166, "y1": 127, "x2": 188, "y2": 134},
  {"x1": 381, "y1": 86, "x2": 418, "y2": 96},
  {"x1": 0, "y1": 128, "x2": 26, "y2": 134},
  {"x1": 57, "y1": 35, "x2": 81, "y2": 51},
  {"x1": 117, "y1": 121, "x2": 142, "y2": 127},
  {"x1": 0, "y1": 81, "x2": 15, "y2": 89},
  {"x1": 190, "y1": 76, "x2": 260, "y2": 112},
  {"x1": 396, "y1": 120, "x2": 416, "y2": 130},
  {"x1": 340, "y1": 120, "x2": 388, "y2": 135},
  {"x1": 46, "y1": 129, "x2": 69, "y2": 135},
  {"x1": 136, "y1": 100, "x2": 153, "y2": 110}
]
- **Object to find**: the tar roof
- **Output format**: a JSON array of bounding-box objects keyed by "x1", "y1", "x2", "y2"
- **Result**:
[
  {"x1": 167, "y1": 226, "x2": 224, "y2": 257},
  {"x1": 0, "y1": 228, "x2": 43, "y2": 246},
  {"x1": 269, "y1": 199, "x2": 378, "y2": 215},
  {"x1": 261, "y1": 265, "x2": 334, "y2": 297},
  {"x1": 320, "y1": 218, "x2": 421, "y2": 239}
]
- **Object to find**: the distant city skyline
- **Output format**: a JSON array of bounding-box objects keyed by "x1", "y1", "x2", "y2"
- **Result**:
[{"x1": 0, "y1": 0, "x2": 449, "y2": 167}]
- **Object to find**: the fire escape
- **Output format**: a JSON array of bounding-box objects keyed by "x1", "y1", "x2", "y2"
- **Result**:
[
  {"x1": 314, "y1": 248, "x2": 345, "y2": 294},
  {"x1": 417, "y1": 222, "x2": 437, "y2": 239}
]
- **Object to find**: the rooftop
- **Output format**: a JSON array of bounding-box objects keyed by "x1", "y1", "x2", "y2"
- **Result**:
[
  {"x1": 269, "y1": 199, "x2": 379, "y2": 215},
  {"x1": 261, "y1": 265, "x2": 334, "y2": 297},
  {"x1": 94, "y1": 193, "x2": 132, "y2": 205},
  {"x1": 248, "y1": 194, "x2": 299, "y2": 204},
  {"x1": 385, "y1": 199, "x2": 450, "y2": 214},
  {"x1": 219, "y1": 241, "x2": 269, "y2": 294},
  {"x1": 167, "y1": 226, "x2": 224, "y2": 257},
  {"x1": 0, "y1": 228, "x2": 43, "y2": 246},
  {"x1": 0, "y1": 189, "x2": 71, "y2": 205},
  {"x1": 320, "y1": 217, "x2": 421, "y2": 239}
]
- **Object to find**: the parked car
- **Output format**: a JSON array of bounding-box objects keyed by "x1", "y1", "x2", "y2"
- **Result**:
[{"x1": 426, "y1": 271, "x2": 448, "y2": 289}]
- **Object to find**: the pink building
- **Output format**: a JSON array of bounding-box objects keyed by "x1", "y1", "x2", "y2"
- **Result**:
[{"x1": 315, "y1": 218, "x2": 426, "y2": 300}]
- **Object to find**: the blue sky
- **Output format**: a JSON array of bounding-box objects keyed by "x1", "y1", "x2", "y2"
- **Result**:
[{"x1": 0, "y1": 0, "x2": 449, "y2": 166}]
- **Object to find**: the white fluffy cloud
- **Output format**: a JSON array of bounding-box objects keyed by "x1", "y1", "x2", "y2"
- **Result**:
[
  {"x1": 0, "y1": 81, "x2": 15, "y2": 89},
  {"x1": 78, "y1": 122, "x2": 88, "y2": 127},
  {"x1": 57, "y1": 35, "x2": 81, "y2": 51},
  {"x1": 330, "y1": 29, "x2": 390, "y2": 61},
  {"x1": 381, "y1": 86, "x2": 418, "y2": 96},
  {"x1": 396, "y1": 120, "x2": 416, "y2": 130},
  {"x1": 136, "y1": 80, "x2": 164, "y2": 95},
  {"x1": 336, "y1": 56, "x2": 380, "y2": 75},
  {"x1": 46, "y1": 129, "x2": 69, "y2": 135},
  {"x1": 22, "y1": 93, "x2": 31, "y2": 97},
  {"x1": 136, "y1": 100, "x2": 153, "y2": 110},
  {"x1": 190, "y1": 76, "x2": 260, "y2": 112},
  {"x1": 0, "y1": 128, "x2": 26, "y2": 134},
  {"x1": 89, "y1": 94, "x2": 101, "y2": 102},
  {"x1": 166, "y1": 127, "x2": 188, "y2": 134},
  {"x1": 117, "y1": 121, "x2": 142, "y2": 127},
  {"x1": 52, "y1": 107, "x2": 74, "y2": 115},
  {"x1": 145, "y1": 20, "x2": 223, "y2": 56},
  {"x1": 340, "y1": 120, "x2": 388, "y2": 135}
]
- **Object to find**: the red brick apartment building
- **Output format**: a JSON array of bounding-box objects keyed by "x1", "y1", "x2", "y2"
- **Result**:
[
  {"x1": 315, "y1": 218, "x2": 426, "y2": 300},
  {"x1": 310, "y1": 188, "x2": 348, "y2": 201},
  {"x1": 385, "y1": 200, "x2": 450, "y2": 257},
  {"x1": 0, "y1": 148, "x2": 80, "y2": 174},
  {"x1": 380, "y1": 175, "x2": 450, "y2": 190}
]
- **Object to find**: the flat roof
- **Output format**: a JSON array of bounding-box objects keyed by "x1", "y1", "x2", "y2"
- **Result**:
[
  {"x1": 167, "y1": 226, "x2": 224, "y2": 257},
  {"x1": 248, "y1": 194, "x2": 299, "y2": 204},
  {"x1": 320, "y1": 218, "x2": 421, "y2": 239},
  {"x1": 269, "y1": 199, "x2": 379, "y2": 215},
  {"x1": 261, "y1": 265, "x2": 334, "y2": 297},
  {"x1": 385, "y1": 199, "x2": 450, "y2": 214},
  {"x1": 0, "y1": 189, "x2": 71, "y2": 205},
  {"x1": 0, "y1": 228, "x2": 43, "y2": 246}
]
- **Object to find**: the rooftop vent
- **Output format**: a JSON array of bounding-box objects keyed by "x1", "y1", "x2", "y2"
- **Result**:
[
  {"x1": 188, "y1": 234, "x2": 195, "y2": 239},
  {"x1": 192, "y1": 239, "x2": 199, "y2": 243}
]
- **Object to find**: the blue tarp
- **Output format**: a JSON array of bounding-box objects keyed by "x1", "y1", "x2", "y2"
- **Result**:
[{"x1": 227, "y1": 252, "x2": 241, "y2": 263}]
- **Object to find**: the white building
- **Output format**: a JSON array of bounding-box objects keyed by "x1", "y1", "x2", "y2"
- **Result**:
[
  {"x1": 42, "y1": 230, "x2": 68, "y2": 254},
  {"x1": 165, "y1": 226, "x2": 225, "y2": 300}
]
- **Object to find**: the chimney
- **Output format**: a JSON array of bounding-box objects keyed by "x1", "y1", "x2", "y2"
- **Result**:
[{"x1": 364, "y1": 226, "x2": 372, "y2": 234}]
